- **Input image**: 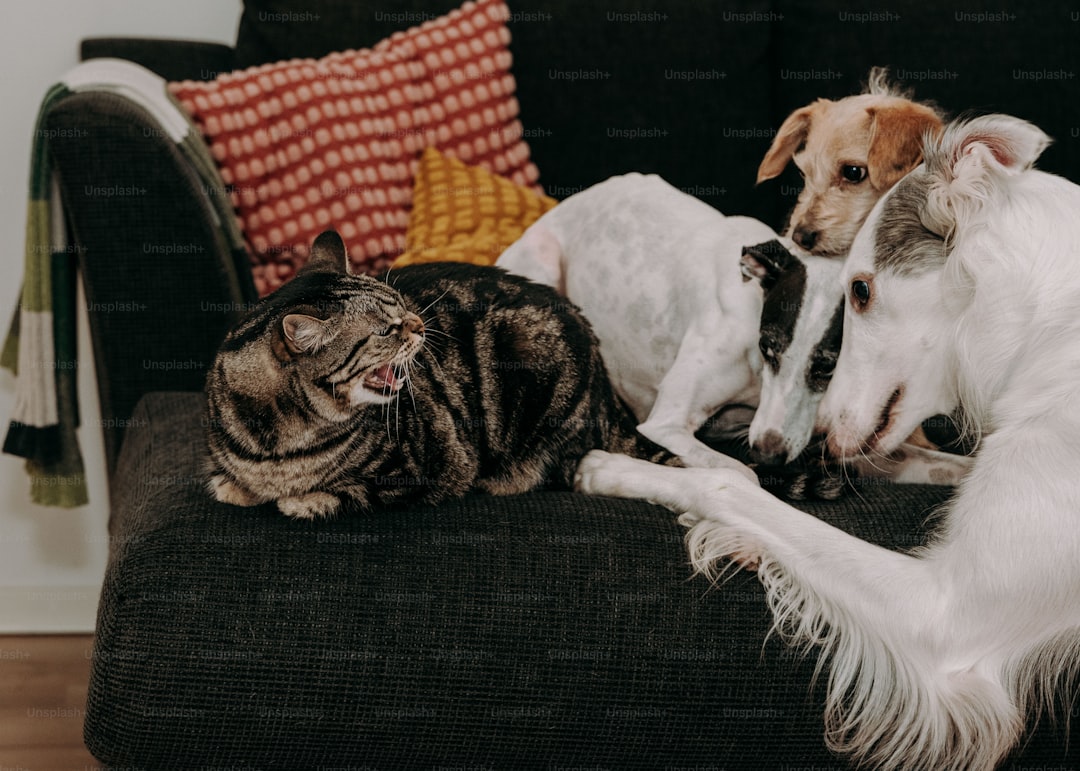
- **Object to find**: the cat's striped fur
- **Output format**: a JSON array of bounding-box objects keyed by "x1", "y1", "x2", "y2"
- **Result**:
[{"x1": 205, "y1": 230, "x2": 674, "y2": 518}]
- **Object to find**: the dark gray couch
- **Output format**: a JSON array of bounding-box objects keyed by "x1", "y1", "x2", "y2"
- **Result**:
[{"x1": 40, "y1": 1, "x2": 1080, "y2": 767}]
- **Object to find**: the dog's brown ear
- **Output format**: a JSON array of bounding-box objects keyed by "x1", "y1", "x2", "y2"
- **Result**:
[
  {"x1": 866, "y1": 102, "x2": 943, "y2": 190},
  {"x1": 757, "y1": 104, "x2": 817, "y2": 183}
]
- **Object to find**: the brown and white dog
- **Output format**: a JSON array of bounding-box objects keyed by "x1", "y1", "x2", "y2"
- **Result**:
[{"x1": 758, "y1": 67, "x2": 943, "y2": 257}]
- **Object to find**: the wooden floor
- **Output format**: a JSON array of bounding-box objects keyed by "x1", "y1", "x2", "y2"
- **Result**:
[{"x1": 0, "y1": 634, "x2": 99, "y2": 770}]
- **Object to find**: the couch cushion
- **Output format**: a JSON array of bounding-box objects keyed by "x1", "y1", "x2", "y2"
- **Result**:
[
  {"x1": 87, "y1": 392, "x2": 1067, "y2": 768},
  {"x1": 392, "y1": 146, "x2": 557, "y2": 268},
  {"x1": 172, "y1": 0, "x2": 539, "y2": 294}
]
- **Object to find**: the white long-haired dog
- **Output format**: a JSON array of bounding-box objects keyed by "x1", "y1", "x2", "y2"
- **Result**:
[{"x1": 575, "y1": 114, "x2": 1080, "y2": 770}]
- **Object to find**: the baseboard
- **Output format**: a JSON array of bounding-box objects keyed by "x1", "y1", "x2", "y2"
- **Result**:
[{"x1": 0, "y1": 585, "x2": 99, "y2": 633}]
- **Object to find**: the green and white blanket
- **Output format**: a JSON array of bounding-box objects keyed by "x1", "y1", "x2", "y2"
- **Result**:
[{"x1": 1, "y1": 58, "x2": 245, "y2": 506}]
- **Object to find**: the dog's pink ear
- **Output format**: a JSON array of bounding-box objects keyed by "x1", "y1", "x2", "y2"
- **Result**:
[
  {"x1": 934, "y1": 114, "x2": 1051, "y2": 178},
  {"x1": 757, "y1": 104, "x2": 817, "y2": 183},
  {"x1": 866, "y1": 102, "x2": 943, "y2": 190},
  {"x1": 922, "y1": 115, "x2": 1052, "y2": 238}
]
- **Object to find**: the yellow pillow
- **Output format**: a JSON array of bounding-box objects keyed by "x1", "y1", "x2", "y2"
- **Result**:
[{"x1": 392, "y1": 147, "x2": 557, "y2": 268}]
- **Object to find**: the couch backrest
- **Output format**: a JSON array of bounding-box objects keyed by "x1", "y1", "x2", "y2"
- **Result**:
[{"x1": 233, "y1": 0, "x2": 1080, "y2": 231}]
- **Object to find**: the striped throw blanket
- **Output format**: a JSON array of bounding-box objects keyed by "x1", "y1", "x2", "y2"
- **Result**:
[{"x1": 1, "y1": 58, "x2": 245, "y2": 506}]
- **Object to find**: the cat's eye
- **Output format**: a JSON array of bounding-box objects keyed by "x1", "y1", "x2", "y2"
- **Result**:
[
  {"x1": 850, "y1": 276, "x2": 873, "y2": 312},
  {"x1": 375, "y1": 326, "x2": 392, "y2": 337},
  {"x1": 841, "y1": 164, "x2": 868, "y2": 183}
]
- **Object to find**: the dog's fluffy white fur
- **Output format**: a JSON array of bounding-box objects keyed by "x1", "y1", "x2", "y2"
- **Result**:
[{"x1": 576, "y1": 114, "x2": 1080, "y2": 770}]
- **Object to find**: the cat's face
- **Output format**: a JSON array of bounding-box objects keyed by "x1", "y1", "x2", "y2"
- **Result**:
[
  {"x1": 275, "y1": 231, "x2": 425, "y2": 413},
  {"x1": 280, "y1": 286, "x2": 425, "y2": 408}
]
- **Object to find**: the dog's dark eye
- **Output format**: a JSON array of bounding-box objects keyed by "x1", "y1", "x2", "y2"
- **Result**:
[
  {"x1": 842, "y1": 164, "x2": 868, "y2": 183},
  {"x1": 811, "y1": 357, "x2": 836, "y2": 379},
  {"x1": 808, "y1": 356, "x2": 836, "y2": 391},
  {"x1": 850, "y1": 278, "x2": 872, "y2": 310}
]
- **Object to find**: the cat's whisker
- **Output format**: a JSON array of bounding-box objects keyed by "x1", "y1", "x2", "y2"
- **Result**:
[
  {"x1": 421, "y1": 327, "x2": 457, "y2": 343},
  {"x1": 419, "y1": 347, "x2": 447, "y2": 381},
  {"x1": 385, "y1": 266, "x2": 401, "y2": 289},
  {"x1": 420, "y1": 318, "x2": 459, "y2": 346},
  {"x1": 423, "y1": 338, "x2": 456, "y2": 357},
  {"x1": 392, "y1": 367, "x2": 402, "y2": 441},
  {"x1": 415, "y1": 288, "x2": 451, "y2": 319},
  {"x1": 404, "y1": 358, "x2": 418, "y2": 415}
]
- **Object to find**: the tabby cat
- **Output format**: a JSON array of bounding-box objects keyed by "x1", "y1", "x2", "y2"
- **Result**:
[{"x1": 205, "y1": 230, "x2": 674, "y2": 518}]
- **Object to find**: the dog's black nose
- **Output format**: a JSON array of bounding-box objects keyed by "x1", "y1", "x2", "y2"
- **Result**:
[
  {"x1": 793, "y1": 228, "x2": 818, "y2": 250},
  {"x1": 749, "y1": 430, "x2": 788, "y2": 466}
]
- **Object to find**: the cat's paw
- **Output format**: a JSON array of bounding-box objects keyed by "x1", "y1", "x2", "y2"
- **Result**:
[
  {"x1": 208, "y1": 474, "x2": 260, "y2": 507},
  {"x1": 277, "y1": 492, "x2": 340, "y2": 519}
]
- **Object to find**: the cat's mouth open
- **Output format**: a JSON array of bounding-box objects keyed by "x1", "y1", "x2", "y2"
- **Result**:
[
  {"x1": 349, "y1": 336, "x2": 423, "y2": 405},
  {"x1": 362, "y1": 362, "x2": 407, "y2": 393}
]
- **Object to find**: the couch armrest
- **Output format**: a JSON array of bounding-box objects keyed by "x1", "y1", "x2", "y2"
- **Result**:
[
  {"x1": 80, "y1": 37, "x2": 236, "y2": 82},
  {"x1": 43, "y1": 90, "x2": 256, "y2": 481}
]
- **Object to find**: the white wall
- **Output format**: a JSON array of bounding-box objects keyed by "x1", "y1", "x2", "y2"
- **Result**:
[{"x1": 0, "y1": 0, "x2": 242, "y2": 632}]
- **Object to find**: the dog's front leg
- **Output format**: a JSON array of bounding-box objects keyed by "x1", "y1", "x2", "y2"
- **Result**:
[
  {"x1": 576, "y1": 449, "x2": 1026, "y2": 771},
  {"x1": 575, "y1": 450, "x2": 768, "y2": 570},
  {"x1": 851, "y1": 443, "x2": 974, "y2": 486},
  {"x1": 576, "y1": 450, "x2": 928, "y2": 607},
  {"x1": 637, "y1": 329, "x2": 759, "y2": 483}
]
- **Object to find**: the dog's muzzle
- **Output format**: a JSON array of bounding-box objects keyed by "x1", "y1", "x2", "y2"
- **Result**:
[{"x1": 749, "y1": 430, "x2": 789, "y2": 466}]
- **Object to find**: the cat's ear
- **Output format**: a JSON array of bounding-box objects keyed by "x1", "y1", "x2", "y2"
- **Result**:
[
  {"x1": 739, "y1": 240, "x2": 799, "y2": 291},
  {"x1": 281, "y1": 313, "x2": 335, "y2": 355},
  {"x1": 304, "y1": 230, "x2": 351, "y2": 275}
]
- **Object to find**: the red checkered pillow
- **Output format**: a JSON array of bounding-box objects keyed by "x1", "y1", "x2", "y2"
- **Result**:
[{"x1": 170, "y1": 0, "x2": 539, "y2": 295}]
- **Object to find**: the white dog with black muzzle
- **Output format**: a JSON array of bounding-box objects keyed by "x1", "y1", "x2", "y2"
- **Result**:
[
  {"x1": 497, "y1": 173, "x2": 845, "y2": 481},
  {"x1": 575, "y1": 115, "x2": 1080, "y2": 770}
]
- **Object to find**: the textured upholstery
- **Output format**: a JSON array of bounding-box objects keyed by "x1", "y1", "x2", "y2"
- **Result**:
[{"x1": 86, "y1": 393, "x2": 1074, "y2": 767}]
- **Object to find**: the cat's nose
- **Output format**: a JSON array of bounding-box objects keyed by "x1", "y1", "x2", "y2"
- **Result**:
[{"x1": 403, "y1": 312, "x2": 424, "y2": 335}]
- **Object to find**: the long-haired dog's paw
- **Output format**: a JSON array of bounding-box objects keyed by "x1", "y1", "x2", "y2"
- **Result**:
[{"x1": 680, "y1": 516, "x2": 764, "y2": 576}]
